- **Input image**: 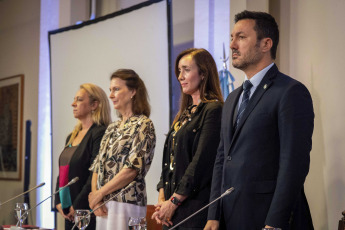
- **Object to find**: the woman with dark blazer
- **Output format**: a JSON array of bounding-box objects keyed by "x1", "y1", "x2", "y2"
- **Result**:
[
  {"x1": 152, "y1": 48, "x2": 224, "y2": 229},
  {"x1": 55, "y1": 83, "x2": 111, "y2": 230}
]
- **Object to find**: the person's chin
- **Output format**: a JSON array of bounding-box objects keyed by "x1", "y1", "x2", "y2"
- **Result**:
[
  {"x1": 232, "y1": 61, "x2": 242, "y2": 69},
  {"x1": 182, "y1": 89, "x2": 191, "y2": 95}
]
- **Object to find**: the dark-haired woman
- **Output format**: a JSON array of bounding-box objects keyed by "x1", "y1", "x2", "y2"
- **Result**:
[
  {"x1": 152, "y1": 48, "x2": 223, "y2": 229},
  {"x1": 88, "y1": 69, "x2": 156, "y2": 230}
]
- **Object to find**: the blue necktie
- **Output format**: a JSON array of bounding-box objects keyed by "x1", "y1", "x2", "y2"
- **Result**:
[{"x1": 234, "y1": 80, "x2": 253, "y2": 130}]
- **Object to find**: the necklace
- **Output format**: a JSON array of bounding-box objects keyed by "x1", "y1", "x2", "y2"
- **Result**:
[
  {"x1": 169, "y1": 104, "x2": 198, "y2": 170},
  {"x1": 120, "y1": 114, "x2": 134, "y2": 130}
]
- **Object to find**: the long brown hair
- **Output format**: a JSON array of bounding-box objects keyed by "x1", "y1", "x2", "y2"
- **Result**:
[
  {"x1": 173, "y1": 48, "x2": 223, "y2": 125},
  {"x1": 110, "y1": 69, "x2": 151, "y2": 117},
  {"x1": 67, "y1": 83, "x2": 112, "y2": 146}
]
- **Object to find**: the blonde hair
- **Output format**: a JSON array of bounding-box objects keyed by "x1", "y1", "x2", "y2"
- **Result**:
[{"x1": 67, "y1": 83, "x2": 111, "y2": 146}]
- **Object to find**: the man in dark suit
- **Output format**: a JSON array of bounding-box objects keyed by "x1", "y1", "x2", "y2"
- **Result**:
[{"x1": 204, "y1": 11, "x2": 314, "y2": 230}]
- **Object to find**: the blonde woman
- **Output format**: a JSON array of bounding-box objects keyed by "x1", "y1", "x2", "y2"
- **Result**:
[{"x1": 55, "y1": 83, "x2": 111, "y2": 230}]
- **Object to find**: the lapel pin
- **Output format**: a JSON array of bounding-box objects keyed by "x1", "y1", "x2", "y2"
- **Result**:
[{"x1": 263, "y1": 84, "x2": 267, "y2": 89}]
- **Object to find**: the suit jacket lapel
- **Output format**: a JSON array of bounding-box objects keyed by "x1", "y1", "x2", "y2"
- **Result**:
[
  {"x1": 225, "y1": 87, "x2": 242, "y2": 154},
  {"x1": 231, "y1": 65, "x2": 279, "y2": 145}
]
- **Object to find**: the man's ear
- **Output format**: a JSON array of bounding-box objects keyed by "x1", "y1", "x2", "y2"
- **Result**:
[{"x1": 261, "y1": 38, "x2": 273, "y2": 53}]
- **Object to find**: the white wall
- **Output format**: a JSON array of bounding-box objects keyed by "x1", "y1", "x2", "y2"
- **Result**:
[
  {"x1": 194, "y1": 0, "x2": 230, "y2": 72},
  {"x1": 0, "y1": 0, "x2": 40, "y2": 225}
]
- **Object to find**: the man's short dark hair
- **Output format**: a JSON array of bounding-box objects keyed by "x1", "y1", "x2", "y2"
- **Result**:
[{"x1": 235, "y1": 10, "x2": 279, "y2": 59}]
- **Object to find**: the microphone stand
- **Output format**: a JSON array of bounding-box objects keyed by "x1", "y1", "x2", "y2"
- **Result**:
[
  {"x1": 12, "y1": 177, "x2": 79, "y2": 230},
  {"x1": 168, "y1": 187, "x2": 235, "y2": 230},
  {"x1": 0, "y1": 182, "x2": 45, "y2": 207},
  {"x1": 71, "y1": 182, "x2": 136, "y2": 230}
]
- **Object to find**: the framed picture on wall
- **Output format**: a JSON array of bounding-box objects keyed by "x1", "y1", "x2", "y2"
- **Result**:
[{"x1": 0, "y1": 75, "x2": 24, "y2": 180}]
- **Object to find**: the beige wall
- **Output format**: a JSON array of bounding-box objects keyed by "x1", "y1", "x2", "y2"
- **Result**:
[
  {"x1": 0, "y1": 0, "x2": 40, "y2": 225},
  {"x1": 173, "y1": 0, "x2": 194, "y2": 46},
  {"x1": 289, "y1": 0, "x2": 345, "y2": 229}
]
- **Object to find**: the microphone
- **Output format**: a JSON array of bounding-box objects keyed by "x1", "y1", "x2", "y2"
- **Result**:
[
  {"x1": 0, "y1": 182, "x2": 45, "y2": 207},
  {"x1": 16, "y1": 177, "x2": 79, "y2": 226},
  {"x1": 66, "y1": 177, "x2": 79, "y2": 187},
  {"x1": 71, "y1": 182, "x2": 136, "y2": 230},
  {"x1": 168, "y1": 187, "x2": 235, "y2": 230}
]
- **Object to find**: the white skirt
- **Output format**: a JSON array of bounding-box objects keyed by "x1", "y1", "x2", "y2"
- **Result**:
[{"x1": 96, "y1": 201, "x2": 146, "y2": 230}]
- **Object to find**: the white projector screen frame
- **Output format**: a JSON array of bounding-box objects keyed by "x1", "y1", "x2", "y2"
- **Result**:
[{"x1": 49, "y1": 0, "x2": 171, "y2": 208}]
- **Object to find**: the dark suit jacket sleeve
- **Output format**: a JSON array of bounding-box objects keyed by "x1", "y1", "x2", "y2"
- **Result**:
[
  {"x1": 207, "y1": 108, "x2": 226, "y2": 221},
  {"x1": 72, "y1": 126, "x2": 105, "y2": 209},
  {"x1": 175, "y1": 103, "x2": 222, "y2": 196},
  {"x1": 265, "y1": 83, "x2": 314, "y2": 227},
  {"x1": 157, "y1": 174, "x2": 164, "y2": 191}
]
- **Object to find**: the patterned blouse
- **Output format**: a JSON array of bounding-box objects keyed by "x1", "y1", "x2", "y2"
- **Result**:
[{"x1": 89, "y1": 114, "x2": 156, "y2": 207}]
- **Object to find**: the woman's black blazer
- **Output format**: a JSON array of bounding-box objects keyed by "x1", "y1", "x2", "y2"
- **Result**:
[
  {"x1": 157, "y1": 101, "x2": 223, "y2": 228},
  {"x1": 54, "y1": 123, "x2": 106, "y2": 210}
]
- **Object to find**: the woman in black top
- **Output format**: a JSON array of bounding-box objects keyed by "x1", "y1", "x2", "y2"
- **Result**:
[
  {"x1": 55, "y1": 83, "x2": 111, "y2": 230},
  {"x1": 152, "y1": 48, "x2": 224, "y2": 229}
]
